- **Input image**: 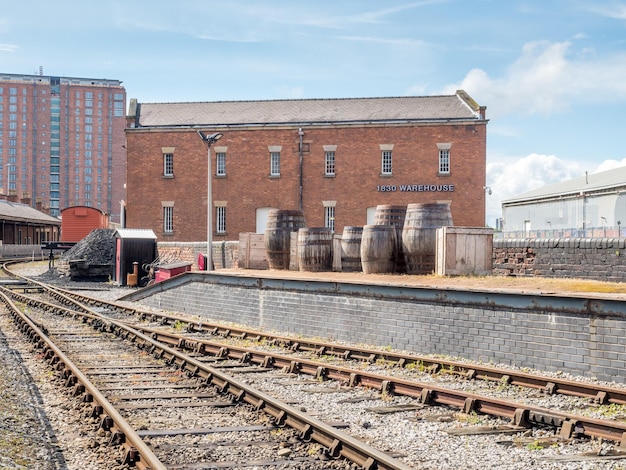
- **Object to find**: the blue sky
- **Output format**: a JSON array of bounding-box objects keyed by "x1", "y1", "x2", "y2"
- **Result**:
[{"x1": 2, "y1": 1, "x2": 626, "y2": 226}]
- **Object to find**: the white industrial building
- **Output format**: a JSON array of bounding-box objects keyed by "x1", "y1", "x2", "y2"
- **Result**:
[{"x1": 501, "y1": 166, "x2": 626, "y2": 238}]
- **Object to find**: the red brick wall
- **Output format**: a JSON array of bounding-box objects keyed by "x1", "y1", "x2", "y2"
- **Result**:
[{"x1": 126, "y1": 122, "x2": 486, "y2": 241}]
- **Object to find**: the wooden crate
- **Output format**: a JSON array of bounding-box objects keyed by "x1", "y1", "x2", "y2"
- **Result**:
[
  {"x1": 436, "y1": 227, "x2": 493, "y2": 276},
  {"x1": 238, "y1": 233, "x2": 268, "y2": 270}
]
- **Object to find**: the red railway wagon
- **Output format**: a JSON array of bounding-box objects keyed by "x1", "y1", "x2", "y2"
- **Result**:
[{"x1": 60, "y1": 206, "x2": 109, "y2": 243}]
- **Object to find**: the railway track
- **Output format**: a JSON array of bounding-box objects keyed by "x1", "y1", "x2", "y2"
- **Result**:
[
  {"x1": 0, "y1": 280, "x2": 412, "y2": 469},
  {"x1": 4, "y1": 261, "x2": 626, "y2": 468}
]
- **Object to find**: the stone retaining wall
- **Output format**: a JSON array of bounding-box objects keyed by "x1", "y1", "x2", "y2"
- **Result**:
[
  {"x1": 493, "y1": 238, "x2": 626, "y2": 281},
  {"x1": 157, "y1": 241, "x2": 239, "y2": 269}
]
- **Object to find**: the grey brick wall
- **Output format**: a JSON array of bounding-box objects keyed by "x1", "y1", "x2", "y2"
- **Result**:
[{"x1": 137, "y1": 274, "x2": 626, "y2": 383}]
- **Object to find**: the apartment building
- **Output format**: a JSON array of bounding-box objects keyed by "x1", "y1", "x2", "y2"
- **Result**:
[{"x1": 0, "y1": 72, "x2": 126, "y2": 222}]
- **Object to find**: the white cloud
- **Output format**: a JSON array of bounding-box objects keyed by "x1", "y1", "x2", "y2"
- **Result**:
[
  {"x1": 442, "y1": 40, "x2": 626, "y2": 117},
  {"x1": 485, "y1": 153, "x2": 583, "y2": 224},
  {"x1": 594, "y1": 158, "x2": 626, "y2": 173},
  {"x1": 587, "y1": 3, "x2": 626, "y2": 20},
  {"x1": 0, "y1": 43, "x2": 17, "y2": 52},
  {"x1": 349, "y1": 1, "x2": 450, "y2": 24}
]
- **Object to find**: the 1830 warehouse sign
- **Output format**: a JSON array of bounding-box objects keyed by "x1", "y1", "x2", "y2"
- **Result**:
[{"x1": 376, "y1": 184, "x2": 455, "y2": 192}]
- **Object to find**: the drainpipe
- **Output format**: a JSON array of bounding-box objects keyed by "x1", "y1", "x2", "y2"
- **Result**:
[{"x1": 298, "y1": 128, "x2": 304, "y2": 211}]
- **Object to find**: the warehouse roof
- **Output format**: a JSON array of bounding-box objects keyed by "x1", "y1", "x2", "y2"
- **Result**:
[
  {"x1": 129, "y1": 90, "x2": 485, "y2": 128},
  {"x1": 503, "y1": 165, "x2": 626, "y2": 204},
  {"x1": 0, "y1": 199, "x2": 60, "y2": 224}
]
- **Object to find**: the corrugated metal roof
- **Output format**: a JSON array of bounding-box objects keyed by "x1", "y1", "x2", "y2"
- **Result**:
[
  {"x1": 503, "y1": 166, "x2": 626, "y2": 204},
  {"x1": 114, "y1": 228, "x2": 157, "y2": 239},
  {"x1": 0, "y1": 199, "x2": 60, "y2": 224},
  {"x1": 134, "y1": 92, "x2": 482, "y2": 128}
]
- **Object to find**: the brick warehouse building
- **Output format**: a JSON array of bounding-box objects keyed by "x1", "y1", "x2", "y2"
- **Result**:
[
  {"x1": 0, "y1": 72, "x2": 126, "y2": 222},
  {"x1": 124, "y1": 90, "x2": 487, "y2": 242}
]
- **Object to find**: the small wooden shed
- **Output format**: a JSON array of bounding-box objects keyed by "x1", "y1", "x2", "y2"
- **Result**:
[{"x1": 114, "y1": 228, "x2": 157, "y2": 286}]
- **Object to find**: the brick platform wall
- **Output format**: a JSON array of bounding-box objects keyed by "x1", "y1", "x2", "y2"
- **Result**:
[
  {"x1": 493, "y1": 238, "x2": 626, "y2": 281},
  {"x1": 136, "y1": 275, "x2": 626, "y2": 383}
]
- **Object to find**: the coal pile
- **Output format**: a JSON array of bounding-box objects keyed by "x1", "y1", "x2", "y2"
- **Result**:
[{"x1": 56, "y1": 229, "x2": 116, "y2": 281}]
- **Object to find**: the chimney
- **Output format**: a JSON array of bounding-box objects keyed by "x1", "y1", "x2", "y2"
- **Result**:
[{"x1": 21, "y1": 192, "x2": 32, "y2": 206}]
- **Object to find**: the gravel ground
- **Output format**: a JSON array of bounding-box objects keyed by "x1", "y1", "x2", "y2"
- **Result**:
[{"x1": 4, "y1": 261, "x2": 626, "y2": 469}]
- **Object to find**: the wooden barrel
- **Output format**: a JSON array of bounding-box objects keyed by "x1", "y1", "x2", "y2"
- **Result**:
[
  {"x1": 374, "y1": 205, "x2": 407, "y2": 273},
  {"x1": 402, "y1": 203, "x2": 453, "y2": 274},
  {"x1": 297, "y1": 227, "x2": 333, "y2": 272},
  {"x1": 374, "y1": 205, "x2": 407, "y2": 229},
  {"x1": 360, "y1": 225, "x2": 397, "y2": 274},
  {"x1": 340, "y1": 226, "x2": 363, "y2": 272},
  {"x1": 264, "y1": 209, "x2": 306, "y2": 269}
]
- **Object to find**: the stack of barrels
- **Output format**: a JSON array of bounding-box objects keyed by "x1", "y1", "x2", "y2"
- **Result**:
[
  {"x1": 343, "y1": 203, "x2": 453, "y2": 275},
  {"x1": 265, "y1": 203, "x2": 453, "y2": 275},
  {"x1": 264, "y1": 209, "x2": 333, "y2": 272}
]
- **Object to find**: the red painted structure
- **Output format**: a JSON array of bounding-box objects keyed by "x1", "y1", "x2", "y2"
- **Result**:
[
  {"x1": 155, "y1": 262, "x2": 193, "y2": 283},
  {"x1": 61, "y1": 206, "x2": 109, "y2": 242}
]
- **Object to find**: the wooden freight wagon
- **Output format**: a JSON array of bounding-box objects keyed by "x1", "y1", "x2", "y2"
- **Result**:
[{"x1": 61, "y1": 206, "x2": 109, "y2": 243}]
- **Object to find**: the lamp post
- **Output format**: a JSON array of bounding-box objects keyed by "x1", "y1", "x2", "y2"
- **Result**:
[{"x1": 197, "y1": 131, "x2": 223, "y2": 271}]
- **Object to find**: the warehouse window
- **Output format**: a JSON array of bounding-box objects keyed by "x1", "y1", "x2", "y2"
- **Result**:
[
  {"x1": 439, "y1": 149, "x2": 450, "y2": 174},
  {"x1": 214, "y1": 146, "x2": 228, "y2": 176},
  {"x1": 380, "y1": 144, "x2": 394, "y2": 175},
  {"x1": 323, "y1": 201, "x2": 336, "y2": 232},
  {"x1": 216, "y1": 206, "x2": 226, "y2": 234},
  {"x1": 216, "y1": 152, "x2": 226, "y2": 176},
  {"x1": 323, "y1": 145, "x2": 337, "y2": 176},
  {"x1": 381, "y1": 151, "x2": 392, "y2": 175},
  {"x1": 162, "y1": 147, "x2": 175, "y2": 177},
  {"x1": 325, "y1": 206, "x2": 335, "y2": 232},
  {"x1": 437, "y1": 143, "x2": 451, "y2": 175},
  {"x1": 163, "y1": 153, "x2": 173, "y2": 176},
  {"x1": 163, "y1": 206, "x2": 174, "y2": 233},
  {"x1": 270, "y1": 151, "x2": 280, "y2": 176},
  {"x1": 325, "y1": 151, "x2": 335, "y2": 175}
]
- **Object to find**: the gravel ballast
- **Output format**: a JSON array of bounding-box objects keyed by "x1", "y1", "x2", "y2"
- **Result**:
[{"x1": 3, "y1": 261, "x2": 626, "y2": 469}]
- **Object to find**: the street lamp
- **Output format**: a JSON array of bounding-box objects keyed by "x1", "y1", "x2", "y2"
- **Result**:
[{"x1": 197, "y1": 131, "x2": 224, "y2": 271}]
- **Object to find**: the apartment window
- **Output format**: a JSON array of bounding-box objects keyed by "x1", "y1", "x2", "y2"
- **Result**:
[
  {"x1": 163, "y1": 206, "x2": 174, "y2": 233},
  {"x1": 216, "y1": 206, "x2": 226, "y2": 234},
  {"x1": 216, "y1": 152, "x2": 226, "y2": 176},
  {"x1": 381, "y1": 150, "x2": 392, "y2": 175},
  {"x1": 270, "y1": 152, "x2": 280, "y2": 176},
  {"x1": 437, "y1": 143, "x2": 451, "y2": 175},
  {"x1": 324, "y1": 205, "x2": 335, "y2": 232}
]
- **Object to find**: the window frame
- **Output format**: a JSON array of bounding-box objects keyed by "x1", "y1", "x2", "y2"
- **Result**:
[
  {"x1": 270, "y1": 151, "x2": 281, "y2": 176},
  {"x1": 325, "y1": 150, "x2": 335, "y2": 176},
  {"x1": 381, "y1": 150, "x2": 393, "y2": 175},
  {"x1": 163, "y1": 206, "x2": 174, "y2": 233},
  {"x1": 439, "y1": 149, "x2": 450, "y2": 175},
  {"x1": 163, "y1": 153, "x2": 174, "y2": 177},
  {"x1": 216, "y1": 206, "x2": 226, "y2": 234},
  {"x1": 216, "y1": 152, "x2": 226, "y2": 176},
  {"x1": 324, "y1": 206, "x2": 335, "y2": 232}
]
